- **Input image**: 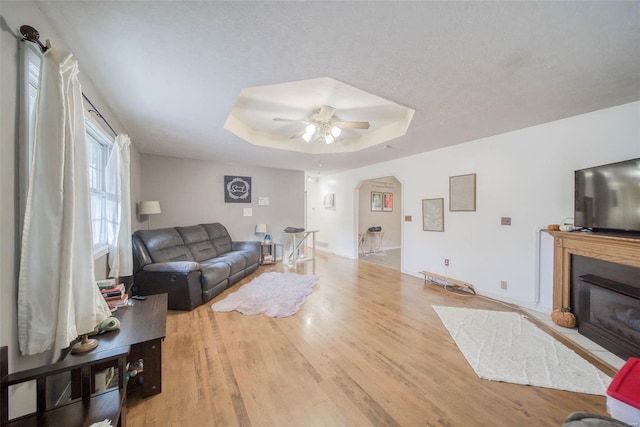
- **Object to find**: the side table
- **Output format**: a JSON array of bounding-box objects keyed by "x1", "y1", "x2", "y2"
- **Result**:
[
  {"x1": 260, "y1": 243, "x2": 276, "y2": 264},
  {"x1": 367, "y1": 231, "x2": 385, "y2": 255}
]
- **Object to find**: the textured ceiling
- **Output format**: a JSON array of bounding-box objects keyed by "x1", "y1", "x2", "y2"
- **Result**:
[{"x1": 37, "y1": 1, "x2": 640, "y2": 175}]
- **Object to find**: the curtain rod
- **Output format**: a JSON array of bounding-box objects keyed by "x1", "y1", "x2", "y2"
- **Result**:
[
  {"x1": 82, "y1": 94, "x2": 118, "y2": 137},
  {"x1": 20, "y1": 24, "x2": 118, "y2": 138}
]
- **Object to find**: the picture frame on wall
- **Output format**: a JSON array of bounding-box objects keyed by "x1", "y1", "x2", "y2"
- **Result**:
[
  {"x1": 324, "y1": 193, "x2": 335, "y2": 208},
  {"x1": 371, "y1": 192, "x2": 383, "y2": 212},
  {"x1": 423, "y1": 198, "x2": 444, "y2": 232},
  {"x1": 449, "y1": 173, "x2": 476, "y2": 211},
  {"x1": 224, "y1": 175, "x2": 252, "y2": 203},
  {"x1": 383, "y1": 193, "x2": 393, "y2": 212}
]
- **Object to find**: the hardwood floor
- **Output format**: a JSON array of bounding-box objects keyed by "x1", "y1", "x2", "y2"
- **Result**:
[{"x1": 126, "y1": 252, "x2": 614, "y2": 426}]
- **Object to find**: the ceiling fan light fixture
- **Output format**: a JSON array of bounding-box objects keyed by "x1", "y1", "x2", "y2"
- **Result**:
[
  {"x1": 305, "y1": 124, "x2": 316, "y2": 135},
  {"x1": 272, "y1": 104, "x2": 372, "y2": 146}
]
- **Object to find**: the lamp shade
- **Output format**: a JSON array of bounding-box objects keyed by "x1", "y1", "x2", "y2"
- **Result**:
[
  {"x1": 139, "y1": 201, "x2": 161, "y2": 215},
  {"x1": 255, "y1": 223, "x2": 267, "y2": 234}
]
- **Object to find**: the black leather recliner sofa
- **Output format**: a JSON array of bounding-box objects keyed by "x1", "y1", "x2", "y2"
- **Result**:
[{"x1": 132, "y1": 223, "x2": 260, "y2": 310}]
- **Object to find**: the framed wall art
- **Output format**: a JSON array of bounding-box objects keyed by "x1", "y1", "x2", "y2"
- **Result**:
[
  {"x1": 422, "y1": 198, "x2": 444, "y2": 232},
  {"x1": 224, "y1": 175, "x2": 252, "y2": 203},
  {"x1": 324, "y1": 193, "x2": 335, "y2": 208},
  {"x1": 371, "y1": 192, "x2": 382, "y2": 212},
  {"x1": 449, "y1": 173, "x2": 476, "y2": 211},
  {"x1": 383, "y1": 193, "x2": 393, "y2": 212}
]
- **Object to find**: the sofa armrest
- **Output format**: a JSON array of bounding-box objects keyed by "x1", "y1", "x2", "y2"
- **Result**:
[
  {"x1": 134, "y1": 263, "x2": 203, "y2": 310},
  {"x1": 143, "y1": 261, "x2": 200, "y2": 274},
  {"x1": 232, "y1": 241, "x2": 260, "y2": 252}
]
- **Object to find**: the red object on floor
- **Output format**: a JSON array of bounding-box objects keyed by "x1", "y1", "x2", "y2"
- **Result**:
[{"x1": 608, "y1": 357, "x2": 640, "y2": 409}]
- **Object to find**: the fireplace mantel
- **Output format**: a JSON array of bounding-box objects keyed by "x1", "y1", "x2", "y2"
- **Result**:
[{"x1": 545, "y1": 230, "x2": 640, "y2": 309}]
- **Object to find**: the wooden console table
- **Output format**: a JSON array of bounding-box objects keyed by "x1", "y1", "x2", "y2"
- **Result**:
[
  {"x1": 545, "y1": 230, "x2": 640, "y2": 309},
  {"x1": 69, "y1": 293, "x2": 168, "y2": 398}
]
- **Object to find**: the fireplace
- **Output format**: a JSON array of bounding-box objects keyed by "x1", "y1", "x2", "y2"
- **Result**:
[{"x1": 572, "y1": 255, "x2": 640, "y2": 360}]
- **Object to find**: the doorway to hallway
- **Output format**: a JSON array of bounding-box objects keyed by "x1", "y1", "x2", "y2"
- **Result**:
[{"x1": 357, "y1": 176, "x2": 402, "y2": 270}]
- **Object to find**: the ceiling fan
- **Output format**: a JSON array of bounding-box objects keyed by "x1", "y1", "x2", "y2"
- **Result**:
[{"x1": 273, "y1": 105, "x2": 370, "y2": 144}]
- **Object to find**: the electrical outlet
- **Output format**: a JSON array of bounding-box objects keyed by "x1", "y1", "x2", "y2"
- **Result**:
[
  {"x1": 501, "y1": 217, "x2": 512, "y2": 226},
  {"x1": 444, "y1": 258, "x2": 449, "y2": 266},
  {"x1": 500, "y1": 280, "x2": 508, "y2": 290}
]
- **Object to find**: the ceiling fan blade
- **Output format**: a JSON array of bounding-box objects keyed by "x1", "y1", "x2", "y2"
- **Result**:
[
  {"x1": 273, "y1": 118, "x2": 309, "y2": 124},
  {"x1": 289, "y1": 133, "x2": 304, "y2": 139},
  {"x1": 316, "y1": 105, "x2": 336, "y2": 122},
  {"x1": 333, "y1": 121, "x2": 370, "y2": 129}
]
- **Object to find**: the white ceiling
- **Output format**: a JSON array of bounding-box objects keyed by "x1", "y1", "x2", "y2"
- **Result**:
[{"x1": 37, "y1": 1, "x2": 640, "y2": 175}]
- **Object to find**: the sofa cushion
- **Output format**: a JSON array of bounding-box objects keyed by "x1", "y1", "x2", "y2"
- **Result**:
[
  {"x1": 201, "y1": 223, "x2": 232, "y2": 255},
  {"x1": 176, "y1": 225, "x2": 218, "y2": 262},
  {"x1": 202, "y1": 252, "x2": 247, "y2": 276},
  {"x1": 234, "y1": 248, "x2": 260, "y2": 267},
  {"x1": 135, "y1": 228, "x2": 194, "y2": 263},
  {"x1": 200, "y1": 262, "x2": 230, "y2": 291}
]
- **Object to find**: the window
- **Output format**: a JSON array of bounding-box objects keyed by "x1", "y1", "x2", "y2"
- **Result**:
[
  {"x1": 19, "y1": 44, "x2": 42, "y2": 227},
  {"x1": 26, "y1": 46, "x2": 40, "y2": 165},
  {"x1": 86, "y1": 120, "x2": 113, "y2": 254},
  {"x1": 23, "y1": 51, "x2": 114, "y2": 257}
]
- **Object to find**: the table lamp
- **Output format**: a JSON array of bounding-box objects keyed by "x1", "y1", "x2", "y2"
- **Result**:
[
  {"x1": 139, "y1": 201, "x2": 161, "y2": 229},
  {"x1": 256, "y1": 224, "x2": 267, "y2": 242}
]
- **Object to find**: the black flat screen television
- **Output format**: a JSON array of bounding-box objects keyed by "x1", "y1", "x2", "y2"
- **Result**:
[{"x1": 574, "y1": 158, "x2": 640, "y2": 233}]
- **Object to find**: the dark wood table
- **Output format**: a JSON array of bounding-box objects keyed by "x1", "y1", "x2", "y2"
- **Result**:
[{"x1": 71, "y1": 293, "x2": 168, "y2": 398}]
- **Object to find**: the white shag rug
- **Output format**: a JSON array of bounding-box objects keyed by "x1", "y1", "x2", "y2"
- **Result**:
[
  {"x1": 211, "y1": 272, "x2": 319, "y2": 318},
  {"x1": 432, "y1": 306, "x2": 612, "y2": 395}
]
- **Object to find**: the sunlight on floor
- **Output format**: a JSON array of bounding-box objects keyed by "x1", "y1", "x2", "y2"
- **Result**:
[{"x1": 359, "y1": 248, "x2": 401, "y2": 270}]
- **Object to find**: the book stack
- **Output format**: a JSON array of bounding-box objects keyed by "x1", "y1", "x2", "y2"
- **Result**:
[
  {"x1": 263, "y1": 254, "x2": 273, "y2": 263},
  {"x1": 98, "y1": 280, "x2": 129, "y2": 308}
]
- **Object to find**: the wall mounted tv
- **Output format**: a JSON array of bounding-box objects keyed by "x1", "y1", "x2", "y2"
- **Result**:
[{"x1": 575, "y1": 158, "x2": 640, "y2": 233}]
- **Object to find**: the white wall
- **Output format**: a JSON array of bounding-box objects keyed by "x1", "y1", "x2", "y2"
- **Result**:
[
  {"x1": 306, "y1": 102, "x2": 640, "y2": 311},
  {"x1": 140, "y1": 154, "x2": 304, "y2": 245}
]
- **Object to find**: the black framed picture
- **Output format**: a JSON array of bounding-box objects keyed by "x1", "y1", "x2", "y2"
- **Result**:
[{"x1": 224, "y1": 175, "x2": 251, "y2": 203}]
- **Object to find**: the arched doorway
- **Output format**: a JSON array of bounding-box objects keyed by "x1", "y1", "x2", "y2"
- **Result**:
[{"x1": 357, "y1": 176, "x2": 402, "y2": 270}]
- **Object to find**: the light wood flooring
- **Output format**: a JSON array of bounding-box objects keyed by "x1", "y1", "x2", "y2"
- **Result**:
[
  {"x1": 359, "y1": 248, "x2": 401, "y2": 270},
  {"x1": 126, "y1": 251, "x2": 615, "y2": 426}
]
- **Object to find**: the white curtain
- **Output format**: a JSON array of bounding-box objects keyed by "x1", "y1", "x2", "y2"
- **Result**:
[
  {"x1": 106, "y1": 134, "x2": 132, "y2": 278},
  {"x1": 18, "y1": 48, "x2": 111, "y2": 357}
]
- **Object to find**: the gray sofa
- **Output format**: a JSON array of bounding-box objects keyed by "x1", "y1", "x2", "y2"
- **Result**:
[{"x1": 132, "y1": 223, "x2": 260, "y2": 310}]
